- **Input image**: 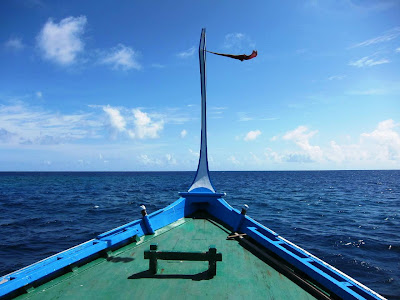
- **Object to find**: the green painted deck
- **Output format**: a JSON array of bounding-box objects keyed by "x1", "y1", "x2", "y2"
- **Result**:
[{"x1": 17, "y1": 217, "x2": 317, "y2": 300}]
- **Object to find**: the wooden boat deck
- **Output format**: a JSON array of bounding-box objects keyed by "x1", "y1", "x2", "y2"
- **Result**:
[{"x1": 15, "y1": 216, "x2": 318, "y2": 299}]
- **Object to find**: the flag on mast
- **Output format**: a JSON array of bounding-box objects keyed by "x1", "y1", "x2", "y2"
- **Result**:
[{"x1": 206, "y1": 50, "x2": 257, "y2": 61}]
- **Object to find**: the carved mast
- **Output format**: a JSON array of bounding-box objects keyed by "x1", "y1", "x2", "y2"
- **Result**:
[{"x1": 188, "y1": 28, "x2": 215, "y2": 193}]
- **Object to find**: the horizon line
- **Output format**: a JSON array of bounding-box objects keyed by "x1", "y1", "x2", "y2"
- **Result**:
[{"x1": 0, "y1": 169, "x2": 399, "y2": 173}]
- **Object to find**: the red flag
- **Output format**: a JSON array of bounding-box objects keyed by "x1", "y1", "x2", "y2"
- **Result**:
[{"x1": 207, "y1": 50, "x2": 257, "y2": 61}]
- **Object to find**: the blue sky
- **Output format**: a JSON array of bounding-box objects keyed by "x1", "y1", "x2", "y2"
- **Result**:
[{"x1": 1, "y1": 0, "x2": 399, "y2": 171}]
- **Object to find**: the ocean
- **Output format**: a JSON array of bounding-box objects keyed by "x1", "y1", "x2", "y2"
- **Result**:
[{"x1": 0, "y1": 171, "x2": 399, "y2": 298}]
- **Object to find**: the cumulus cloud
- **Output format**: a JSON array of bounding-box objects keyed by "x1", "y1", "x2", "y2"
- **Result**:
[
  {"x1": 101, "y1": 106, "x2": 163, "y2": 140},
  {"x1": 177, "y1": 46, "x2": 195, "y2": 58},
  {"x1": 360, "y1": 119, "x2": 400, "y2": 161},
  {"x1": 264, "y1": 148, "x2": 283, "y2": 163},
  {"x1": 244, "y1": 130, "x2": 261, "y2": 141},
  {"x1": 5, "y1": 38, "x2": 24, "y2": 50},
  {"x1": 37, "y1": 16, "x2": 87, "y2": 65},
  {"x1": 270, "y1": 120, "x2": 400, "y2": 166},
  {"x1": 133, "y1": 109, "x2": 163, "y2": 139},
  {"x1": 103, "y1": 105, "x2": 126, "y2": 134},
  {"x1": 349, "y1": 56, "x2": 389, "y2": 67},
  {"x1": 180, "y1": 129, "x2": 187, "y2": 138},
  {"x1": 283, "y1": 126, "x2": 323, "y2": 162},
  {"x1": 100, "y1": 44, "x2": 141, "y2": 70}
]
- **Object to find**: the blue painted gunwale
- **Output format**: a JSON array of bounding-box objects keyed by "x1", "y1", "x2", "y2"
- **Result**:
[{"x1": 0, "y1": 194, "x2": 384, "y2": 299}]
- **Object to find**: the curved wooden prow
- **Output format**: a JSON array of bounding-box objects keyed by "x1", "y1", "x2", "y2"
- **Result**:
[{"x1": 188, "y1": 29, "x2": 215, "y2": 194}]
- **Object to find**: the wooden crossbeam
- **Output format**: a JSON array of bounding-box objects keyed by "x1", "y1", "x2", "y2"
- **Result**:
[{"x1": 144, "y1": 244, "x2": 222, "y2": 277}]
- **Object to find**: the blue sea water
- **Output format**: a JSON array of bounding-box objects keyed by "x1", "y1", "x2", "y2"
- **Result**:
[{"x1": 0, "y1": 171, "x2": 399, "y2": 298}]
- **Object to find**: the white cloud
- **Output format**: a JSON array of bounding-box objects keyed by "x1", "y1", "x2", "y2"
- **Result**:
[
  {"x1": 264, "y1": 148, "x2": 283, "y2": 163},
  {"x1": 271, "y1": 120, "x2": 400, "y2": 166},
  {"x1": 208, "y1": 106, "x2": 227, "y2": 119},
  {"x1": 238, "y1": 112, "x2": 277, "y2": 122},
  {"x1": 151, "y1": 63, "x2": 165, "y2": 68},
  {"x1": 177, "y1": 46, "x2": 195, "y2": 58},
  {"x1": 5, "y1": 38, "x2": 24, "y2": 50},
  {"x1": 165, "y1": 153, "x2": 177, "y2": 165},
  {"x1": 43, "y1": 160, "x2": 52, "y2": 166},
  {"x1": 328, "y1": 75, "x2": 346, "y2": 80},
  {"x1": 283, "y1": 126, "x2": 323, "y2": 161},
  {"x1": 138, "y1": 154, "x2": 161, "y2": 165},
  {"x1": 351, "y1": 27, "x2": 400, "y2": 48},
  {"x1": 360, "y1": 119, "x2": 400, "y2": 161},
  {"x1": 223, "y1": 33, "x2": 255, "y2": 51},
  {"x1": 137, "y1": 153, "x2": 177, "y2": 166},
  {"x1": 244, "y1": 130, "x2": 261, "y2": 141},
  {"x1": 349, "y1": 56, "x2": 389, "y2": 67},
  {"x1": 103, "y1": 105, "x2": 126, "y2": 133},
  {"x1": 189, "y1": 148, "x2": 199, "y2": 158},
  {"x1": 346, "y1": 89, "x2": 386, "y2": 95},
  {"x1": 180, "y1": 129, "x2": 187, "y2": 138},
  {"x1": 37, "y1": 16, "x2": 87, "y2": 65},
  {"x1": 101, "y1": 106, "x2": 163, "y2": 139},
  {"x1": 100, "y1": 44, "x2": 141, "y2": 70},
  {"x1": 238, "y1": 112, "x2": 253, "y2": 122},
  {"x1": 396, "y1": 47, "x2": 400, "y2": 53},
  {"x1": 36, "y1": 91, "x2": 43, "y2": 98},
  {"x1": 0, "y1": 102, "x2": 102, "y2": 145},
  {"x1": 228, "y1": 155, "x2": 240, "y2": 165},
  {"x1": 323, "y1": 121, "x2": 400, "y2": 164},
  {"x1": 139, "y1": 154, "x2": 152, "y2": 165},
  {"x1": 224, "y1": 33, "x2": 244, "y2": 49},
  {"x1": 133, "y1": 109, "x2": 163, "y2": 139},
  {"x1": 0, "y1": 128, "x2": 16, "y2": 143}
]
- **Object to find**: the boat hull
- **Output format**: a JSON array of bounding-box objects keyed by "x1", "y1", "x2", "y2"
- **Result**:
[{"x1": 0, "y1": 194, "x2": 384, "y2": 299}]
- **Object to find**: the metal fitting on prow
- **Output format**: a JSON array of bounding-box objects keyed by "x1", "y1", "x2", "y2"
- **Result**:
[
  {"x1": 140, "y1": 205, "x2": 147, "y2": 217},
  {"x1": 241, "y1": 204, "x2": 249, "y2": 215}
]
